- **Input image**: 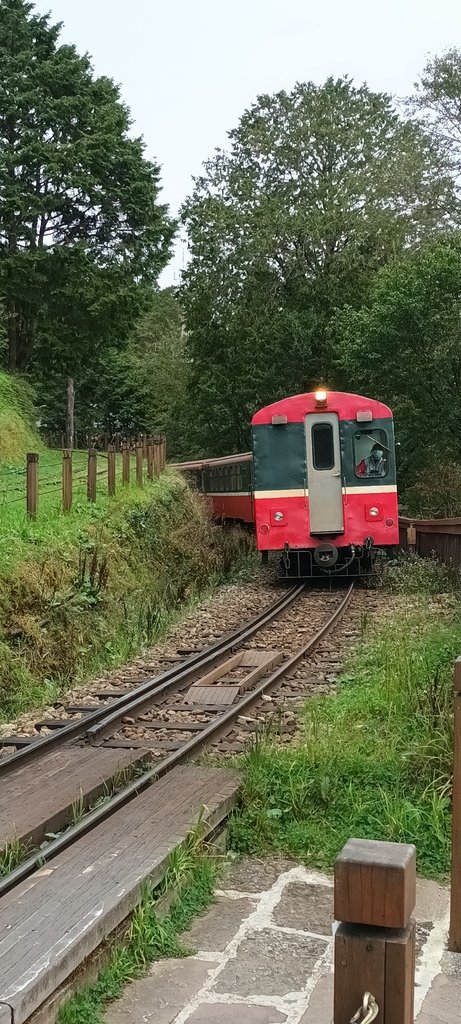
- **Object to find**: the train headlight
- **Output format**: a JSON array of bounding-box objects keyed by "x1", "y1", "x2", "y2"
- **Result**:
[
  {"x1": 274, "y1": 511, "x2": 284, "y2": 522},
  {"x1": 369, "y1": 507, "x2": 379, "y2": 517},
  {"x1": 315, "y1": 389, "x2": 328, "y2": 408}
]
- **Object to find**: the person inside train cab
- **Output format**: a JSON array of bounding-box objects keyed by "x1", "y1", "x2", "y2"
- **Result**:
[{"x1": 356, "y1": 442, "x2": 386, "y2": 478}]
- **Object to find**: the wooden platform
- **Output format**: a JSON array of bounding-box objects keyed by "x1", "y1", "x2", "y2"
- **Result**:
[
  {"x1": 0, "y1": 764, "x2": 239, "y2": 1024},
  {"x1": 0, "y1": 745, "x2": 153, "y2": 849}
]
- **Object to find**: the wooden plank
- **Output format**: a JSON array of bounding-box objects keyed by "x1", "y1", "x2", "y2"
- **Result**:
[
  {"x1": 239, "y1": 649, "x2": 280, "y2": 667},
  {"x1": 136, "y1": 719, "x2": 206, "y2": 731},
  {"x1": 0, "y1": 747, "x2": 152, "y2": 851},
  {"x1": 235, "y1": 651, "x2": 283, "y2": 694},
  {"x1": 334, "y1": 924, "x2": 386, "y2": 1024},
  {"x1": 0, "y1": 766, "x2": 239, "y2": 1024},
  {"x1": 0, "y1": 736, "x2": 34, "y2": 749},
  {"x1": 164, "y1": 703, "x2": 225, "y2": 713},
  {"x1": 190, "y1": 653, "x2": 242, "y2": 688},
  {"x1": 105, "y1": 739, "x2": 183, "y2": 751},
  {"x1": 184, "y1": 685, "x2": 240, "y2": 706}
]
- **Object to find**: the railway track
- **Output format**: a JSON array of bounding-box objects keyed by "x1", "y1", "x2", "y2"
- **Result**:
[{"x1": 0, "y1": 582, "x2": 354, "y2": 897}]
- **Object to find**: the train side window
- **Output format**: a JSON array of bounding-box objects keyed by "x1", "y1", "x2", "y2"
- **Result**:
[
  {"x1": 354, "y1": 429, "x2": 389, "y2": 478},
  {"x1": 311, "y1": 423, "x2": 334, "y2": 470}
]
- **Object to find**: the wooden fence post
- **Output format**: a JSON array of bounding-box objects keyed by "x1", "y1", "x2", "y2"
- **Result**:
[
  {"x1": 147, "y1": 437, "x2": 154, "y2": 481},
  {"x1": 87, "y1": 449, "x2": 97, "y2": 502},
  {"x1": 107, "y1": 445, "x2": 116, "y2": 497},
  {"x1": 407, "y1": 524, "x2": 416, "y2": 552},
  {"x1": 334, "y1": 838, "x2": 416, "y2": 1024},
  {"x1": 122, "y1": 443, "x2": 130, "y2": 485},
  {"x1": 62, "y1": 449, "x2": 72, "y2": 512},
  {"x1": 26, "y1": 453, "x2": 38, "y2": 520},
  {"x1": 160, "y1": 437, "x2": 166, "y2": 471},
  {"x1": 153, "y1": 441, "x2": 160, "y2": 478},
  {"x1": 449, "y1": 657, "x2": 461, "y2": 951},
  {"x1": 136, "y1": 441, "x2": 143, "y2": 487}
]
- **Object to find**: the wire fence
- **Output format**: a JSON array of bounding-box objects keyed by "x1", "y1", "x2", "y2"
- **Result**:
[{"x1": 0, "y1": 438, "x2": 166, "y2": 520}]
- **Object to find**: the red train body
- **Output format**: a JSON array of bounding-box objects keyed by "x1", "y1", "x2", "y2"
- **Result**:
[{"x1": 181, "y1": 390, "x2": 399, "y2": 579}]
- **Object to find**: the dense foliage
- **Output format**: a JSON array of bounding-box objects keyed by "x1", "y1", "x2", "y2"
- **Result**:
[
  {"x1": 181, "y1": 76, "x2": 455, "y2": 455},
  {"x1": 0, "y1": 0, "x2": 174, "y2": 433}
]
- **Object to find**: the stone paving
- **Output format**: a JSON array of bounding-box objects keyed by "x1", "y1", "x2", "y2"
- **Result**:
[{"x1": 105, "y1": 857, "x2": 461, "y2": 1024}]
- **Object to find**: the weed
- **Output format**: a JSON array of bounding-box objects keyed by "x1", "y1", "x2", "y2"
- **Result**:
[{"x1": 0, "y1": 836, "x2": 29, "y2": 877}]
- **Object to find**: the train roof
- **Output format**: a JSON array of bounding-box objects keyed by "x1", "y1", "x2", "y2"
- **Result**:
[{"x1": 252, "y1": 391, "x2": 393, "y2": 425}]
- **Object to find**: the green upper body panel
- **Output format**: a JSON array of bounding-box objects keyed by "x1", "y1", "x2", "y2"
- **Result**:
[{"x1": 252, "y1": 418, "x2": 396, "y2": 490}]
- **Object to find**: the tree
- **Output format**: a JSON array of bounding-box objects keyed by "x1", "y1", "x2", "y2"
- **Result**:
[
  {"x1": 412, "y1": 48, "x2": 461, "y2": 182},
  {"x1": 0, "y1": 0, "x2": 174, "y2": 370},
  {"x1": 95, "y1": 289, "x2": 190, "y2": 455},
  {"x1": 181, "y1": 78, "x2": 454, "y2": 453},
  {"x1": 334, "y1": 236, "x2": 461, "y2": 484}
]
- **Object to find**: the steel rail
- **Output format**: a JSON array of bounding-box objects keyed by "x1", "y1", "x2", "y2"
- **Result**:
[
  {"x1": 0, "y1": 584, "x2": 304, "y2": 775},
  {"x1": 86, "y1": 584, "x2": 306, "y2": 742},
  {"x1": 0, "y1": 582, "x2": 353, "y2": 898}
]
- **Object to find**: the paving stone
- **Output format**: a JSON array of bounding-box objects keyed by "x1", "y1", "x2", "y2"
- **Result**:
[
  {"x1": 104, "y1": 958, "x2": 214, "y2": 1024},
  {"x1": 221, "y1": 856, "x2": 299, "y2": 892},
  {"x1": 187, "y1": 1004, "x2": 287, "y2": 1023},
  {"x1": 213, "y1": 928, "x2": 328, "y2": 997},
  {"x1": 416, "y1": 972, "x2": 461, "y2": 1023},
  {"x1": 272, "y1": 882, "x2": 333, "y2": 935},
  {"x1": 182, "y1": 895, "x2": 257, "y2": 951},
  {"x1": 299, "y1": 970, "x2": 333, "y2": 1023}
]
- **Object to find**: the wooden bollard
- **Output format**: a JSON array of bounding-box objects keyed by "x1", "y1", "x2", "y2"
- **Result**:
[
  {"x1": 26, "y1": 452, "x2": 38, "y2": 520},
  {"x1": 135, "y1": 442, "x2": 143, "y2": 487},
  {"x1": 122, "y1": 443, "x2": 130, "y2": 486},
  {"x1": 334, "y1": 839, "x2": 416, "y2": 1024},
  {"x1": 87, "y1": 449, "x2": 97, "y2": 503},
  {"x1": 62, "y1": 449, "x2": 72, "y2": 512},
  {"x1": 449, "y1": 657, "x2": 461, "y2": 951},
  {"x1": 107, "y1": 445, "x2": 116, "y2": 497}
]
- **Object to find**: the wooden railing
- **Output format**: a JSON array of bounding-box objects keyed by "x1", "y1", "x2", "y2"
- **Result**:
[{"x1": 399, "y1": 515, "x2": 461, "y2": 566}]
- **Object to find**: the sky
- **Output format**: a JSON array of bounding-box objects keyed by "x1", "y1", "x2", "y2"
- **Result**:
[{"x1": 34, "y1": 0, "x2": 461, "y2": 285}]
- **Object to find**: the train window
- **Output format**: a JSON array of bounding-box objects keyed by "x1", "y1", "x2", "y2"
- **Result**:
[
  {"x1": 354, "y1": 429, "x2": 389, "y2": 478},
  {"x1": 312, "y1": 422, "x2": 334, "y2": 470}
]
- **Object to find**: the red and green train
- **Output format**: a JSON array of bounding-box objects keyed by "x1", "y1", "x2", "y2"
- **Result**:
[{"x1": 180, "y1": 390, "x2": 399, "y2": 579}]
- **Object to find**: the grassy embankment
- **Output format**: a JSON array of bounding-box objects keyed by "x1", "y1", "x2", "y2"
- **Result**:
[
  {"x1": 230, "y1": 560, "x2": 459, "y2": 880},
  {"x1": 0, "y1": 371, "x2": 252, "y2": 721}
]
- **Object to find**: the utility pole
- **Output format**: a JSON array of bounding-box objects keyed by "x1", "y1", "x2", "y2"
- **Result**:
[{"x1": 66, "y1": 378, "x2": 75, "y2": 450}]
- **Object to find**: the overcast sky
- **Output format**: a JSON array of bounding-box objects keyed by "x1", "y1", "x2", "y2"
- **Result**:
[{"x1": 34, "y1": 0, "x2": 461, "y2": 284}]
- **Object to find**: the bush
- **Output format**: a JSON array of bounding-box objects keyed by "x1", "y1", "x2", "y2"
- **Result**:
[
  {"x1": 400, "y1": 462, "x2": 461, "y2": 518},
  {"x1": 379, "y1": 552, "x2": 459, "y2": 594}
]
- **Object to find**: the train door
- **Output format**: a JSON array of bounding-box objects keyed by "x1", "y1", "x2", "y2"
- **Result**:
[{"x1": 305, "y1": 413, "x2": 344, "y2": 534}]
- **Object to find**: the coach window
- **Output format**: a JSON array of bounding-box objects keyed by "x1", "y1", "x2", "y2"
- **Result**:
[
  {"x1": 312, "y1": 422, "x2": 334, "y2": 470},
  {"x1": 354, "y1": 429, "x2": 389, "y2": 478}
]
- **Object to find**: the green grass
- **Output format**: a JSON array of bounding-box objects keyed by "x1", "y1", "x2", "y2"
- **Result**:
[
  {"x1": 229, "y1": 599, "x2": 460, "y2": 879},
  {"x1": 57, "y1": 828, "x2": 219, "y2": 1024}
]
